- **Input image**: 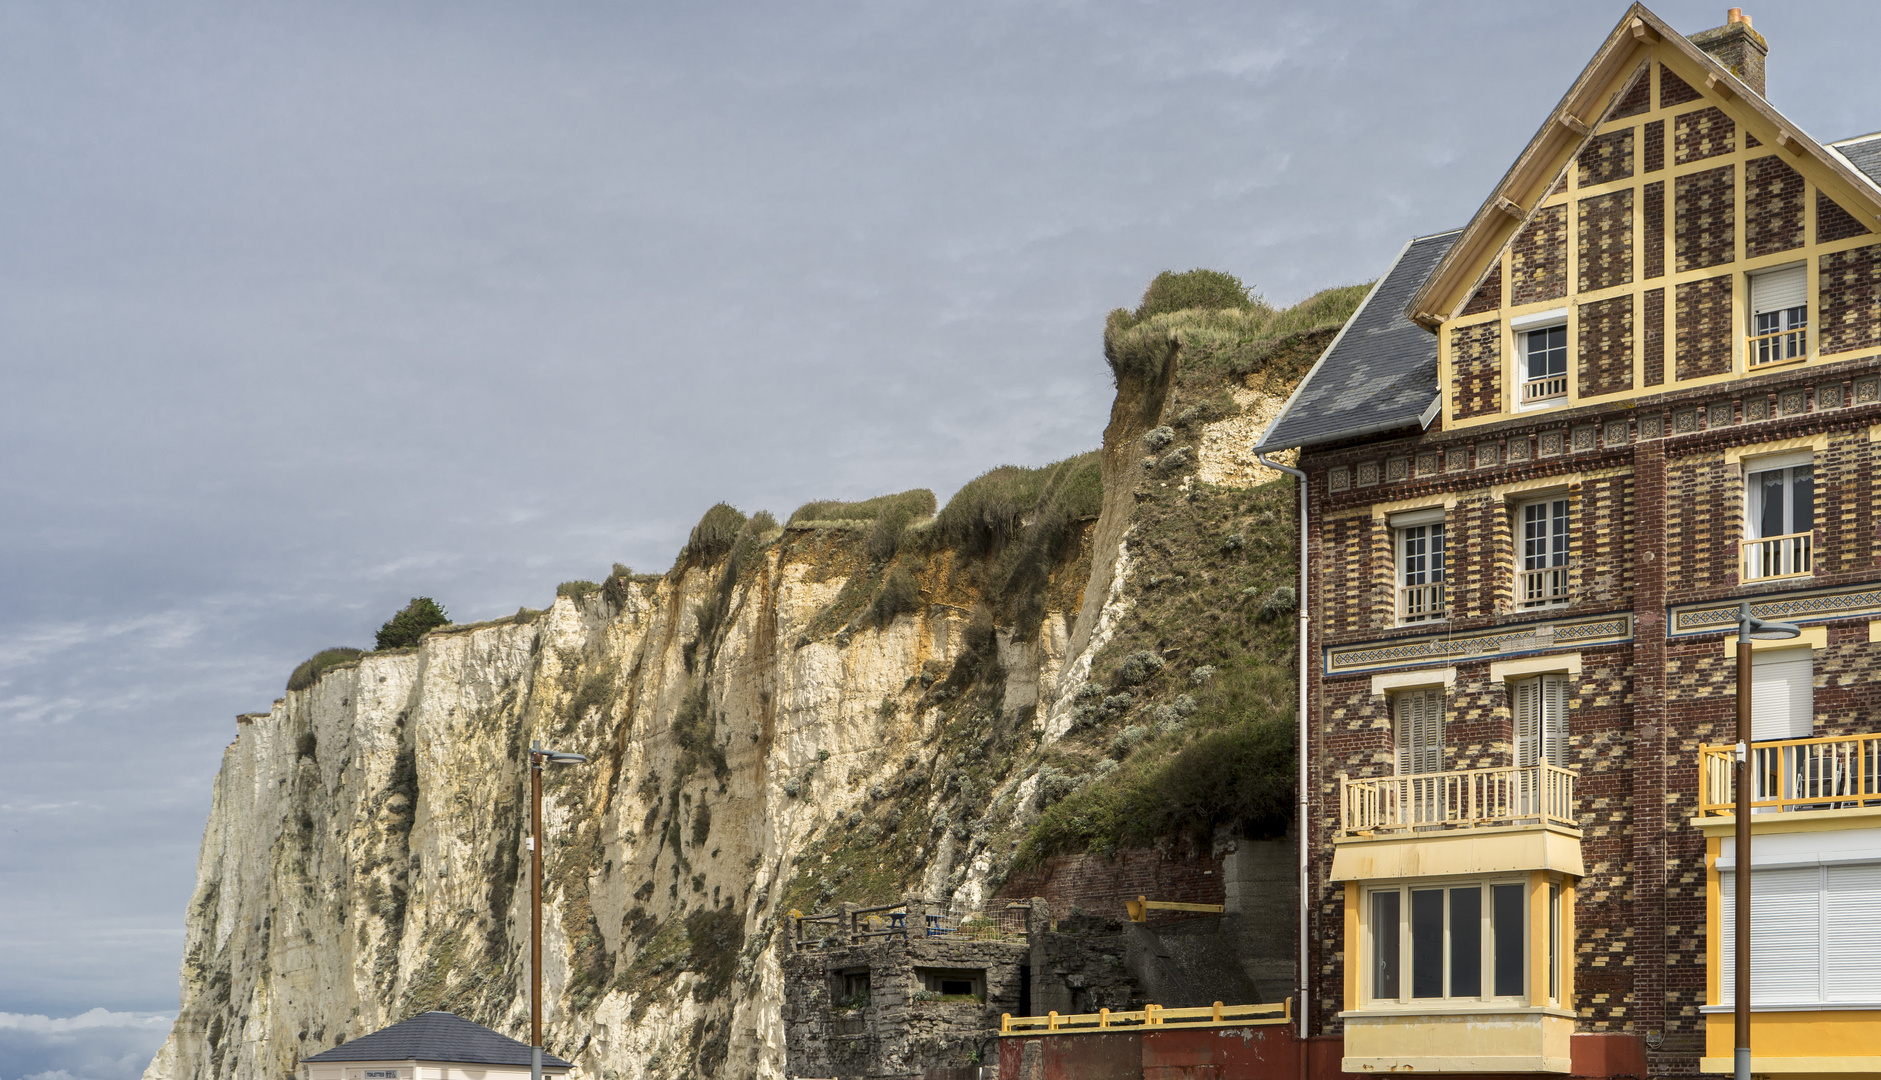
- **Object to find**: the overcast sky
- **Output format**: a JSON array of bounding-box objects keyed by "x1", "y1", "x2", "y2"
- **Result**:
[{"x1": 3, "y1": 3, "x2": 1876, "y2": 1077}]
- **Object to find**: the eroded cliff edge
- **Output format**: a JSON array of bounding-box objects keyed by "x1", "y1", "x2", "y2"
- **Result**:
[{"x1": 144, "y1": 281, "x2": 1364, "y2": 1080}]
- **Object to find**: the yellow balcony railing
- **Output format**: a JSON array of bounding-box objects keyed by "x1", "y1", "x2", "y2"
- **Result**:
[
  {"x1": 1749, "y1": 326, "x2": 1807, "y2": 367},
  {"x1": 1339, "y1": 765, "x2": 1577, "y2": 836},
  {"x1": 1398, "y1": 582, "x2": 1446, "y2": 623},
  {"x1": 1518, "y1": 565, "x2": 1569, "y2": 607},
  {"x1": 1742, "y1": 531, "x2": 1811, "y2": 581},
  {"x1": 1523, "y1": 375, "x2": 1567, "y2": 403},
  {"x1": 1699, "y1": 732, "x2": 1881, "y2": 816},
  {"x1": 1000, "y1": 998, "x2": 1291, "y2": 1035}
]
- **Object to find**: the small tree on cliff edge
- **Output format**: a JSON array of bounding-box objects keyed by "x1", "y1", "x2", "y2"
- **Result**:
[{"x1": 376, "y1": 597, "x2": 449, "y2": 650}]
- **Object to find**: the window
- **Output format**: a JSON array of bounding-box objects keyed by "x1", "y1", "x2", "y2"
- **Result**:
[
  {"x1": 834, "y1": 969, "x2": 870, "y2": 1009},
  {"x1": 1394, "y1": 688, "x2": 1444, "y2": 776},
  {"x1": 1394, "y1": 509, "x2": 1446, "y2": 623},
  {"x1": 1368, "y1": 880, "x2": 1550, "y2": 1004},
  {"x1": 915, "y1": 967, "x2": 985, "y2": 1001},
  {"x1": 1750, "y1": 264, "x2": 1808, "y2": 366},
  {"x1": 1749, "y1": 647, "x2": 1816, "y2": 805},
  {"x1": 1744, "y1": 454, "x2": 1813, "y2": 579},
  {"x1": 1517, "y1": 497, "x2": 1570, "y2": 608},
  {"x1": 1512, "y1": 674, "x2": 1570, "y2": 770},
  {"x1": 1719, "y1": 862, "x2": 1881, "y2": 1005},
  {"x1": 1522, "y1": 325, "x2": 1568, "y2": 402}
]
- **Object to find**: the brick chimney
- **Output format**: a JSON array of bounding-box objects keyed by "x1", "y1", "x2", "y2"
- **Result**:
[{"x1": 1689, "y1": 8, "x2": 1768, "y2": 98}]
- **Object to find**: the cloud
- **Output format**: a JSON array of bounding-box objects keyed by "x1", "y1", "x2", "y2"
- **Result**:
[{"x1": 0, "y1": 1010, "x2": 172, "y2": 1080}]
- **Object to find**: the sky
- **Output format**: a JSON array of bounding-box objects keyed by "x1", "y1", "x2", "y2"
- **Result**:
[{"x1": 2, "y1": 3, "x2": 1876, "y2": 1077}]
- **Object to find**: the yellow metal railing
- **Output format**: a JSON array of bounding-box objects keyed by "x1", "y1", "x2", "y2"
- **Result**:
[
  {"x1": 1749, "y1": 326, "x2": 1807, "y2": 367},
  {"x1": 1699, "y1": 732, "x2": 1881, "y2": 816},
  {"x1": 1000, "y1": 998, "x2": 1290, "y2": 1035},
  {"x1": 1398, "y1": 582, "x2": 1446, "y2": 623},
  {"x1": 1124, "y1": 895, "x2": 1224, "y2": 922},
  {"x1": 1523, "y1": 375, "x2": 1568, "y2": 402},
  {"x1": 1742, "y1": 531, "x2": 1811, "y2": 581},
  {"x1": 1339, "y1": 764, "x2": 1577, "y2": 836}
]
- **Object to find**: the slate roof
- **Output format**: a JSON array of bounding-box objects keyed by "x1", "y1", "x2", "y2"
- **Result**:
[
  {"x1": 1828, "y1": 132, "x2": 1881, "y2": 192},
  {"x1": 301, "y1": 1011, "x2": 573, "y2": 1068},
  {"x1": 1255, "y1": 229, "x2": 1459, "y2": 452}
]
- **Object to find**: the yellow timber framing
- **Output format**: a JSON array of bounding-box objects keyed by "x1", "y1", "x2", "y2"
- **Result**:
[{"x1": 1415, "y1": 5, "x2": 1881, "y2": 432}]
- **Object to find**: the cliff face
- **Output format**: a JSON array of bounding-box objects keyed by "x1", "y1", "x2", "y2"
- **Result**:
[{"x1": 144, "y1": 284, "x2": 1364, "y2": 1080}]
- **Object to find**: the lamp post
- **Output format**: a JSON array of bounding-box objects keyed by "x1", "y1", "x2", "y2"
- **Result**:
[
  {"x1": 530, "y1": 742, "x2": 588, "y2": 1080},
  {"x1": 1733, "y1": 601, "x2": 1800, "y2": 1080}
]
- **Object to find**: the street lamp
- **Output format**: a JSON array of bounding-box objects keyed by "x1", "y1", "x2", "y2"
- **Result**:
[
  {"x1": 1733, "y1": 601, "x2": 1800, "y2": 1080},
  {"x1": 529, "y1": 742, "x2": 588, "y2": 1080}
]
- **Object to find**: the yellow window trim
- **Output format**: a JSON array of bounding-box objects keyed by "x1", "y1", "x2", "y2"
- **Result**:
[
  {"x1": 1870, "y1": 619, "x2": 1881, "y2": 643},
  {"x1": 1719, "y1": 627, "x2": 1825, "y2": 657},
  {"x1": 1869, "y1": 423, "x2": 1881, "y2": 443},
  {"x1": 1722, "y1": 433, "x2": 1828, "y2": 466},
  {"x1": 1371, "y1": 668, "x2": 1457, "y2": 696},
  {"x1": 1489, "y1": 653, "x2": 1581, "y2": 682},
  {"x1": 1329, "y1": 824, "x2": 1584, "y2": 881},
  {"x1": 1489, "y1": 475, "x2": 1581, "y2": 503},
  {"x1": 1370, "y1": 494, "x2": 1459, "y2": 521}
]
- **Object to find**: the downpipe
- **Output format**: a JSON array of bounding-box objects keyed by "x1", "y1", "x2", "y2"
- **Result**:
[{"x1": 1258, "y1": 451, "x2": 1311, "y2": 1057}]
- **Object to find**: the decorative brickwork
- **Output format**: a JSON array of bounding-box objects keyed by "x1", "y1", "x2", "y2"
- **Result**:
[
  {"x1": 1320, "y1": 512, "x2": 1376, "y2": 637},
  {"x1": 1744, "y1": 154, "x2": 1805, "y2": 257},
  {"x1": 1675, "y1": 164, "x2": 1736, "y2": 272},
  {"x1": 1745, "y1": 130, "x2": 1762, "y2": 148},
  {"x1": 1674, "y1": 275, "x2": 1732, "y2": 380},
  {"x1": 1818, "y1": 190, "x2": 1873, "y2": 243},
  {"x1": 1579, "y1": 294, "x2": 1635, "y2": 397},
  {"x1": 1642, "y1": 180, "x2": 1665, "y2": 279},
  {"x1": 1819, "y1": 242, "x2": 1881, "y2": 355},
  {"x1": 1672, "y1": 106, "x2": 1736, "y2": 164},
  {"x1": 1643, "y1": 119, "x2": 1664, "y2": 172},
  {"x1": 1511, "y1": 204, "x2": 1568, "y2": 306},
  {"x1": 1461, "y1": 262, "x2": 1502, "y2": 316},
  {"x1": 1642, "y1": 286, "x2": 1665, "y2": 386},
  {"x1": 1659, "y1": 64, "x2": 1701, "y2": 107},
  {"x1": 1578, "y1": 189, "x2": 1634, "y2": 292},
  {"x1": 1450, "y1": 320, "x2": 1502, "y2": 419},
  {"x1": 1577, "y1": 127, "x2": 1634, "y2": 188},
  {"x1": 1612, "y1": 68, "x2": 1650, "y2": 119}
]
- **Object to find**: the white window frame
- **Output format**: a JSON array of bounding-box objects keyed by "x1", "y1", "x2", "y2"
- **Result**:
[
  {"x1": 1392, "y1": 508, "x2": 1447, "y2": 625},
  {"x1": 1512, "y1": 310, "x2": 1569, "y2": 410},
  {"x1": 1363, "y1": 877, "x2": 1557, "y2": 1007},
  {"x1": 1516, "y1": 495, "x2": 1571, "y2": 609},
  {"x1": 1744, "y1": 450, "x2": 1815, "y2": 580},
  {"x1": 1749, "y1": 262, "x2": 1809, "y2": 368}
]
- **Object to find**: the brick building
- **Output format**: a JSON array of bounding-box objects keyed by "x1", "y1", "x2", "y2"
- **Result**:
[{"x1": 1255, "y1": 6, "x2": 1881, "y2": 1079}]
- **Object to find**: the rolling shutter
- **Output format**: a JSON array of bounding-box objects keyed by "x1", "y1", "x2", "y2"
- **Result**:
[
  {"x1": 1751, "y1": 649, "x2": 1814, "y2": 742},
  {"x1": 1751, "y1": 264, "x2": 1807, "y2": 315},
  {"x1": 1719, "y1": 866, "x2": 1824, "y2": 1004},
  {"x1": 1825, "y1": 863, "x2": 1881, "y2": 1002}
]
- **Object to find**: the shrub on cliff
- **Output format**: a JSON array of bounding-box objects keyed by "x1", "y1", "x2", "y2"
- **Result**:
[
  {"x1": 287, "y1": 647, "x2": 364, "y2": 692},
  {"x1": 1134, "y1": 269, "x2": 1259, "y2": 322},
  {"x1": 684, "y1": 502, "x2": 748, "y2": 564},
  {"x1": 375, "y1": 597, "x2": 449, "y2": 650}
]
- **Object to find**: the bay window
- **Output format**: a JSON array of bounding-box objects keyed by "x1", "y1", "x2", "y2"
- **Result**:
[{"x1": 1368, "y1": 879, "x2": 1556, "y2": 1005}]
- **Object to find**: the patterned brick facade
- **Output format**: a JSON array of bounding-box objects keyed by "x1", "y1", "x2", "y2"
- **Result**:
[
  {"x1": 1744, "y1": 154, "x2": 1806, "y2": 258},
  {"x1": 1659, "y1": 65, "x2": 1701, "y2": 108},
  {"x1": 1612, "y1": 68, "x2": 1651, "y2": 120},
  {"x1": 1450, "y1": 320, "x2": 1502, "y2": 420},
  {"x1": 1672, "y1": 105, "x2": 1735, "y2": 165},
  {"x1": 1642, "y1": 180, "x2": 1665, "y2": 280},
  {"x1": 1461, "y1": 261, "x2": 1502, "y2": 317},
  {"x1": 1674, "y1": 164, "x2": 1735, "y2": 271},
  {"x1": 1642, "y1": 286, "x2": 1666, "y2": 387},
  {"x1": 1579, "y1": 189, "x2": 1635, "y2": 292},
  {"x1": 1512, "y1": 204, "x2": 1569, "y2": 306},
  {"x1": 1819, "y1": 242, "x2": 1881, "y2": 355},
  {"x1": 1579, "y1": 294, "x2": 1635, "y2": 397},
  {"x1": 1579, "y1": 127, "x2": 1635, "y2": 188},
  {"x1": 1674, "y1": 274, "x2": 1732, "y2": 380},
  {"x1": 1644, "y1": 119, "x2": 1665, "y2": 173},
  {"x1": 1817, "y1": 190, "x2": 1872, "y2": 244}
]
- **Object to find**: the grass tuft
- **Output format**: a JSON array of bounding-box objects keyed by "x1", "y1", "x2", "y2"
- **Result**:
[{"x1": 287, "y1": 647, "x2": 364, "y2": 692}]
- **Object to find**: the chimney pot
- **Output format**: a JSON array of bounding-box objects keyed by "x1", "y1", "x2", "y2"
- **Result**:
[{"x1": 1690, "y1": 10, "x2": 1768, "y2": 97}]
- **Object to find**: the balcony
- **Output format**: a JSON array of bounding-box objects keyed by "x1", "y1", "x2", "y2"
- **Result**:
[
  {"x1": 1522, "y1": 375, "x2": 1567, "y2": 403},
  {"x1": 1398, "y1": 581, "x2": 1446, "y2": 624},
  {"x1": 1741, "y1": 531, "x2": 1811, "y2": 581},
  {"x1": 1748, "y1": 325, "x2": 1807, "y2": 368},
  {"x1": 1339, "y1": 764, "x2": 1578, "y2": 837},
  {"x1": 1518, "y1": 566, "x2": 1569, "y2": 608},
  {"x1": 1698, "y1": 731, "x2": 1881, "y2": 816}
]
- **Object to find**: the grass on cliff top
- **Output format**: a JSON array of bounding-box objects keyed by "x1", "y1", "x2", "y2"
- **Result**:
[
  {"x1": 287, "y1": 647, "x2": 364, "y2": 692},
  {"x1": 1105, "y1": 280, "x2": 1371, "y2": 386}
]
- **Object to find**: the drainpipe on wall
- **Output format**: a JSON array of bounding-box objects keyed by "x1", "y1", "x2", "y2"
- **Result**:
[{"x1": 1258, "y1": 450, "x2": 1310, "y2": 1056}]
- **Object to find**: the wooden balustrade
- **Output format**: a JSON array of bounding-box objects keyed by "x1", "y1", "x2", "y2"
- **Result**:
[
  {"x1": 1339, "y1": 764, "x2": 1578, "y2": 836},
  {"x1": 1699, "y1": 732, "x2": 1881, "y2": 816},
  {"x1": 1741, "y1": 531, "x2": 1812, "y2": 581},
  {"x1": 1000, "y1": 998, "x2": 1291, "y2": 1035}
]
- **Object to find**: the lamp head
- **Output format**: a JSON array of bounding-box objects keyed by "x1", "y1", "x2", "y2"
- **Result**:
[
  {"x1": 1737, "y1": 601, "x2": 1802, "y2": 642},
  {"x1": 530, "y1": 742, "x2": 589, "y2": 766}
]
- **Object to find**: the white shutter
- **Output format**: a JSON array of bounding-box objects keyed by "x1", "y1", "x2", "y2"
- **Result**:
[
  {"x1": 1513, "y1": 679, "x2": 1540, "y2": 769},
  {"x1": 1825, "y1": 863, "x2": 1881, "y2": 1001},
  {"x1": 1751, "y1": 264, "x2": 1807, "y2": 315},
  {"x1": 1751, "y1": 649, "x2": 1814, "y2": 742},
  {"x1": 1542, "y1": 674, "x2": 1570, "y2": 767},
  {"x1": 1719, "y1": 866, "x2": 1824, "y2": 1004},
  {"x1": 1395, "y1": 689, "x2": 1442, "y2": 776}
]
